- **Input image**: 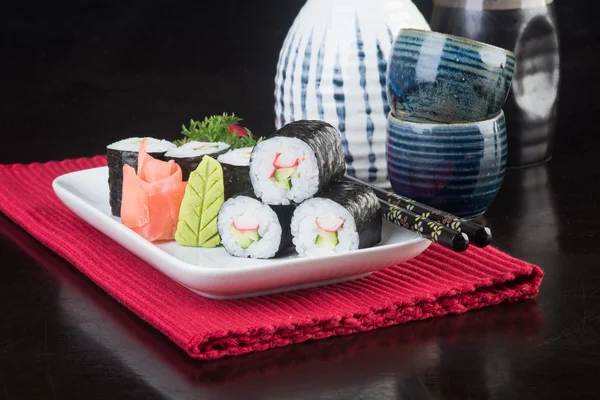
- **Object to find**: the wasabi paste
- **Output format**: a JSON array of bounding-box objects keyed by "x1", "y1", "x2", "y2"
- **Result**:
[{"x1": 175, "y1": 156, "x2": 224, "y2": 247}]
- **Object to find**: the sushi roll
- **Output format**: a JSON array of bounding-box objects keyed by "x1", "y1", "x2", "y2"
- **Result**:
[
  {"x1": 290, "y1": 181, "x2": 382, "y2": 256},
  {"x1": 107, "y1": 137, "x2": 175, "y2": 217},
  {"x1": 217, "y1": 147, "x2": 254, "y2": 199},
  {"x1": 249, "y1": 120, "x2": 346, "y2": 205},
  {"x1": 217, "y1": 194, "x2": 295, "y2": 259},
  {"x1": 165, "y1": 141, "x2": 230, "y2": 181}
]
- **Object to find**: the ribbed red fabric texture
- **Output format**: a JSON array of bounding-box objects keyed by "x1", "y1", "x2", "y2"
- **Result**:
[{"x1": 0, "y1": 157, "x2": 543, "y2": 360}]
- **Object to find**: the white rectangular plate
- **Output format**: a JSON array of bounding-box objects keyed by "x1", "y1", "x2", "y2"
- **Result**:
[{"x1": 53, "y1": 167, "x2": 430, "y2": 299}]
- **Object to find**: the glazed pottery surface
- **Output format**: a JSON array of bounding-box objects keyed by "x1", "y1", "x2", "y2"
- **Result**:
[
  {"x1": 387, "y1": 29, "x2": 515, "y2": 123},
  {"x1": 431, "y1": 0, "x2": 560, "y2": 167},
  {"x1": 386, "y1": 111, "x2": 507, "y2": 219},
  {"x1": 274, "y1": 0, "x2": 430, "y2": 188}
]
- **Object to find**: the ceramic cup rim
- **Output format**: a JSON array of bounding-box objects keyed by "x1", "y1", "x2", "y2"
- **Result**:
[
  {"x1": 397, "y1": 28, "x2": 516, "y2": 59},
  {"x1": 387, "y1": 110, "x2": 505, "y2": 128},
  {"x1": 432, "y1": 0, "x2": 553, "y2": 11}
]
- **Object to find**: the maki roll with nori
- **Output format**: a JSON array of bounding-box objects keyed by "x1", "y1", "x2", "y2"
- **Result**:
[
  {"x1": 249, "y1": 120, "x2": 346, "y2": 205},
  {"x1": 217, "y1": 147, "x2": 253, "y2": 199},
  {"x1": 107, "y1": 137, "x2": 175, "y2": 217},
  {"x1": 217, "y1": 194, "x2": 295, "y2": 259},
  {"x1": 165, "y1": 141, "x2": 230, "y2": 181},
  {"x1": 291, "y1": 181, "x2": 382, "y2": 256}
]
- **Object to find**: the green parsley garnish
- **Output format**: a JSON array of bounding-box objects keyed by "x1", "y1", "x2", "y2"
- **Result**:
[{"x1": 176, "y1": 113, "x2": 262, "y2": 149}]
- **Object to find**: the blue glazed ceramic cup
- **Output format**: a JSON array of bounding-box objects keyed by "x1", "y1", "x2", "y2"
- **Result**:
[
  {"x1": 387, "y1": 29, "x2": 515, "y2": 123},
  {"x1": 386, "y1": 111, "x2": 507, "y2": 219}
]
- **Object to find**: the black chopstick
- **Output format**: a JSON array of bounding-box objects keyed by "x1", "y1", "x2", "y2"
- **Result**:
[
  {"x1": 344, "y1": 175, "x2": 492, "y2": 248},
  {"x1": 378, "y1": 197, "x2": 469, "y2": 252}
]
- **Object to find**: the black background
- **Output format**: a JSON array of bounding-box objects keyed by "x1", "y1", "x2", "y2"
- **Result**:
[{"x1": 2, "y1": 0, "x2": 598, "y2": 164}]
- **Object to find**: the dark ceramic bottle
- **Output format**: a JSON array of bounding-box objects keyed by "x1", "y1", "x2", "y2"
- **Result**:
[{"x1": 430, "y1": 0, "x2": 560, "y2": 167}]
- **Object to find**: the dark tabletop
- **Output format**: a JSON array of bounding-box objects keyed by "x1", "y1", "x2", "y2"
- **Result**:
[{"x1": 2, "y1": 0, "x2": 600, "y2": 399}]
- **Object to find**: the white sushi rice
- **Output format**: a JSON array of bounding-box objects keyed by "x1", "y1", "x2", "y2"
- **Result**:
[
  {"x1": 218, "y1": 196, "x2": 282, "y2": 259},
  {"x1": 290, "y1": 198, "x2": 359, "y2": 257},
  {"x1": 249, "y1": 137, "x2": 319, "y2": 205},
  {"x1": 164, "y1": 141, "x2": 230, "y2": 158},
  {"x1": 217, "y1": 146, "x2": 253, "y2": 166},
  {"x1": 107, "y1": 137, "x2": 175, "y2": 152}
]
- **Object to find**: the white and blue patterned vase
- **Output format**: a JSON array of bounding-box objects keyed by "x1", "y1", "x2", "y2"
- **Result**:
[{"x1": 274, "y1": 0, "x2": 430, "y2": 188}]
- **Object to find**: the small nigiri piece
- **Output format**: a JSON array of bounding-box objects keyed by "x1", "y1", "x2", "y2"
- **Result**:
[{"x1": 121, "y1": 138, "x2": 187, "y2": 242}]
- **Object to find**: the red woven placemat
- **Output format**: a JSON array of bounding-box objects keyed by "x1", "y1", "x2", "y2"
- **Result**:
[{"x1": 0, "y1": 157, "x2": 543, "y2": 360}]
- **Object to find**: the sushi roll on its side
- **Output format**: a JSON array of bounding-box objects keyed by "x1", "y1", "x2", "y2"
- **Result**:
[
  {"x1": 165, "y1": 141, "x2": 230, "y2": 181},
  {"x1": 249, "y1": 120, "x2": 346, "y2": 205},
  {"x1": 107, "y1": 137, "x2": 175, "y2": 217},
  {"x1": 217, "y1": 195, "x2": 294, "y2": 259},
  {"x1": 291, "y1": 181, "x2": 382, "y2": 257},
  {"x1": 217, "y1": 147, "x2": 254, "y2": 199}
]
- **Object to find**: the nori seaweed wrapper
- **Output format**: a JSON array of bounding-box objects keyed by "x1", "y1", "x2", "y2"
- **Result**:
[
  {"x1": 268, "y1": 120, "x2": 346, "y2": 189},
  {"x1": 221, "y1": 162, "x2": 252, "y2": 200},
  {"x1": 316, "y1": 180, "x2": 382, "y2": 249},
  {"x1": 224, "y1": 191, "x2": 296, "y2": 257},
  {"x1": 166, "y1": 148, "x2": 229, "y2": 182},
  {"x1": 270, "y1": 203, "x2": 296, "y2": 257},
  {"x1": 107, "y1": 148, "x2": 168, "y2": 217}
]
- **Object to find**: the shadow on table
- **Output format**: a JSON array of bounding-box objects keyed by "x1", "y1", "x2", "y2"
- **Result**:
[{"x1": 0, "y1": 212, "x2": 542, "y2": 399}]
